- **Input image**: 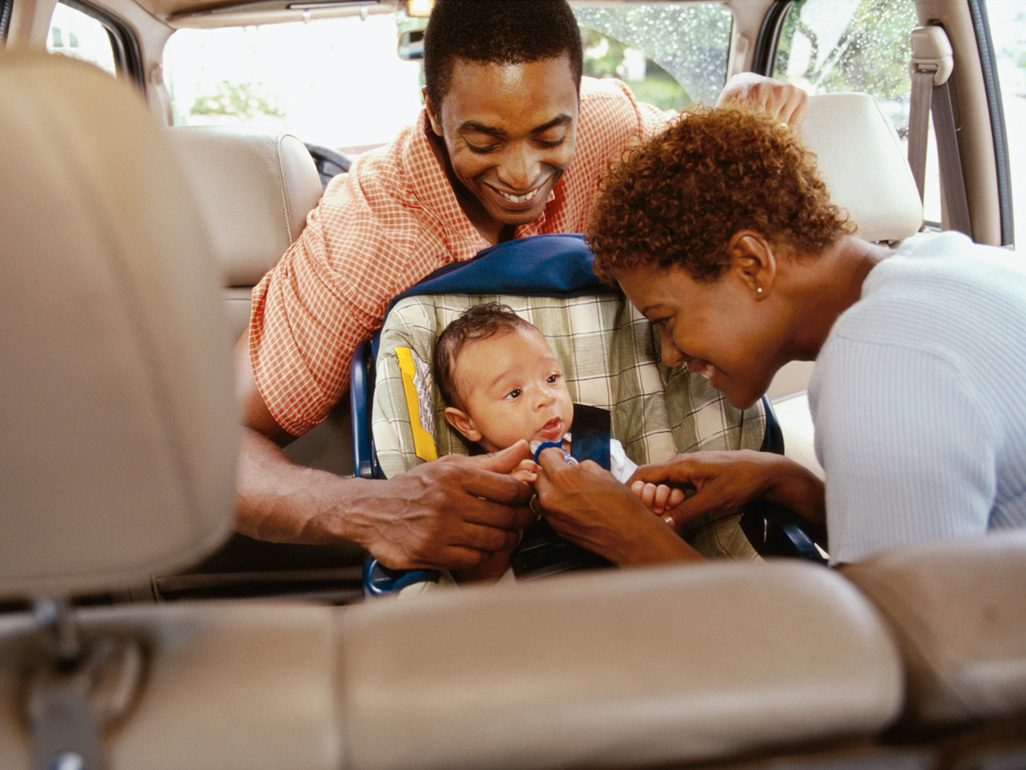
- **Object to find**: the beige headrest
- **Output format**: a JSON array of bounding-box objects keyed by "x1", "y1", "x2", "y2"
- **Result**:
[
  {"x1": 0, "y1": 51, "x2": 237, "y2": 598},
  {"x1": 841, "y1": 530, "x2": 1026, "y2": 728},
  {"x1": 800, "y1": 92, "x2": 923, "y2": 243},
  {"x1": 166, "y1": 126, "x2": 324, "y2": 288}
]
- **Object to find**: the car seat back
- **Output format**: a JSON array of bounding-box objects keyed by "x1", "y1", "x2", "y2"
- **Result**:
[
  {"x1": 0, "y1": 50, "x2": 237, "y2": 598},
  {"x1": 165, "y1": 125, "x2": 324, "y2": 339}
]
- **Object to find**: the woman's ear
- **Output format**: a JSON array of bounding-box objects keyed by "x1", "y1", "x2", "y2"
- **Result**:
[
  {"x1": 728, "y1": 230, "x2": 777, "y2": 299},
  {"x1": 444, "y1": 406, "x2": 482, "y2": 443}
]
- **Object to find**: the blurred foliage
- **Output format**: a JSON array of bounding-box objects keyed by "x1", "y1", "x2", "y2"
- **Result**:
[
  {"x1": 191, "y1": 80, "x2": 284, "y2": 118},
  {"x1": 575, "y1": 5, "x2": 732, "y2": 109},
  {"x1": 775, "y1": 0, "x2": 916, "y2": 101}
]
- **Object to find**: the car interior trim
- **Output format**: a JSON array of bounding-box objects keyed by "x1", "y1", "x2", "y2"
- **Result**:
[{"x1": 968, "y1": 0, "x2": 1014, "y2": 248}]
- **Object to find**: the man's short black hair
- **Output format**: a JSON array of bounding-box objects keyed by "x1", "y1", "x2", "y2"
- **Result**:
[{"x1": 423, "y1": 0, "x2": 584, "y2": 112}]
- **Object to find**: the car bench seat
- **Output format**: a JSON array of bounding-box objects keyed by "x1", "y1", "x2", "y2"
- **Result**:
[{"x1": 3, "y1": 51, "x2": 1026, "y2": 770}]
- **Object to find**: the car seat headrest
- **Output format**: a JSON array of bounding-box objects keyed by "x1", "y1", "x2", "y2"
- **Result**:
[
  {"x1": 800, "y1": 92, "x2": 924, "y2": 243},
  {"x1": 165, "y1": 126, "x2": 324, "y2": 289},
  {"x1": 0, "y1": 51, "x2": 237, "y2": 599}
]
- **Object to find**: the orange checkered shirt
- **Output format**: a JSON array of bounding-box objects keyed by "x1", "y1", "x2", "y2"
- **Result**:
[{"x1": 249, "y1": 77, "x2": 673, "y2": 436}]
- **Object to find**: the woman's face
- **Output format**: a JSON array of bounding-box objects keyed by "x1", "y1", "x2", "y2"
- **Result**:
[{"x1": 616, "y1": 262, "x2": 781, "y2": 410}]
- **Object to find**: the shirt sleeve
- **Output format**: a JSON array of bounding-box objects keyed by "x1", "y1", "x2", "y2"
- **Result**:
[
  {"x1": 812, "y1": 338, "x2": 997, "y2": 564},
  {"x1": 248, "y1": 159, "x2": 448, "y2": 436}
]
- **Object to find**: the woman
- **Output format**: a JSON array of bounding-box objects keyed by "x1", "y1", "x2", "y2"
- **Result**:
[{"x1": 533, "y1": 105, "x2": 1026, "y2": 566}]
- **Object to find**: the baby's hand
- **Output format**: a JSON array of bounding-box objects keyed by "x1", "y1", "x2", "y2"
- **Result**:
[
  {"x1": 511, "y1": 458, "x2": 540, "y2": 483},
  {"x1": 630, "y1": 480, "x2": 685, "y2": 517}
]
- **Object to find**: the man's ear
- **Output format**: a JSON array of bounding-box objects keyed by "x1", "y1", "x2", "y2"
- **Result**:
[
  {"x1": 444, "y1": 406, "x2": 482, "y2": 443},
  {"x1": 424, "y1": 89, "x2": 443, "y2": 138},
  {"x1": 728, "y1": 230, "x2": 777, "y2": 299}
]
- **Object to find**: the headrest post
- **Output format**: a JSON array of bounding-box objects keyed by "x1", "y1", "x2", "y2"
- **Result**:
[{"x1": 33, "y1": 597, "x2": 83, "y2": 669}]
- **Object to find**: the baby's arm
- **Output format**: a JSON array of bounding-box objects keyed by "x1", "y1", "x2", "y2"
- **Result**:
[{"x1": 630, "y1": 480, "x2": 685, "y2": 517}]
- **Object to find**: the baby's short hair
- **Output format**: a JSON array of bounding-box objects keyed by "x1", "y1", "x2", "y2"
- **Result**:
[{"x1": 435, "y1": 302, "x2": 534, "y2": 409}]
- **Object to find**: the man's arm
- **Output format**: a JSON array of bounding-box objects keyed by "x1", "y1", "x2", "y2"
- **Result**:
[{"x1": 233, "y1": 335, "x2": 535, "y2": 570}]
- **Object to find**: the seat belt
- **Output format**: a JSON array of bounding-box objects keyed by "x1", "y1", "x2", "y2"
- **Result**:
[{"x1": 908, "y1": 25, "x2": 972, "y2": 237}]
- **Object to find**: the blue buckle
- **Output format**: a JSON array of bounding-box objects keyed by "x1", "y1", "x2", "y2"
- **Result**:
[{"x1": 362, "y1": 559, "x2": 441, "y2": 597}]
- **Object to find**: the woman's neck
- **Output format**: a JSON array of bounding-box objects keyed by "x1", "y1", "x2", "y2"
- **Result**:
[{"x1": 792, "y1": 236, "x2": 892, "y2": 358}]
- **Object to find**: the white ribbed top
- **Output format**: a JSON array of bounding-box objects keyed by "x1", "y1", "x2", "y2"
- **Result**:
[{"x1": 810, "y1": 231, "x2": 1026, "y2": 563}]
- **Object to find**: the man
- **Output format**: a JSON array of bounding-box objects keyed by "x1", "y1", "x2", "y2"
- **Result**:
[{"x1": 235, "y1": 0, "x2": 807, "y2": 571}]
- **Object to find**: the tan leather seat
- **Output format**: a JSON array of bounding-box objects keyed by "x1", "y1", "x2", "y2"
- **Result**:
[
  {"x1": 166, "y1": 125, "x2": 323, "y2": 340},
  {"x1": 163, "y1": 115, "x2": 358, "y2": 586},
  {"x1": 841, "y1": 530, "x2": 1026, "y2": 731}
]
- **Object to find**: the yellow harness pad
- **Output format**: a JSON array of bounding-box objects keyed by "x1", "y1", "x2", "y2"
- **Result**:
[{"x1": 396, "y1": 346, "x2": 438, "y2": 462}]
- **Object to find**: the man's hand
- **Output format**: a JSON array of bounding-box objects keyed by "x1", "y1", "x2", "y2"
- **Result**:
[
  {"x1": 353, "y1": 441, "x2": 536, "y2": 571},
  {"x1": 717, "y1": 72, "x2": 808, "y2": 127}
]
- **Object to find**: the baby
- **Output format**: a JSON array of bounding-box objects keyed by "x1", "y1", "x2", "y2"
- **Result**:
[{"x1": 434, "y1": 303, "x2": 682, "y2": 579}]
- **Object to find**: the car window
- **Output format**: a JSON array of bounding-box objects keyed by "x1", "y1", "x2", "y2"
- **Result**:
[
  {"x1": 771, "y1": 0, "x2": 938, "y2": 223},
  {"x1": 162, "y1": 4, "x2": 732, "y2": 157},
  {"x1": 987, "y1": 0, "x2": 1025, "y2": 251},
  {"x1": 47, "y1": 1, "x2": 118, "y2": 77},
  {"x1": 574, "y1": 5, "x2": 731, "y2": 109}
]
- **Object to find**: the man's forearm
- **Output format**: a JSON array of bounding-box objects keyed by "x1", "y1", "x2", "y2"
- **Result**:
[{"x1": 234, "y1": 426, "x2": 367, "y2": 545}]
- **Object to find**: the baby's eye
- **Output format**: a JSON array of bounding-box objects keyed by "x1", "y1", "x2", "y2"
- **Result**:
[
  {"x1": 504, "y1": 388, "x2": 522, "y2": 400},
  {"x1": 546, "y1": 373, "x2": 561, "y2": 384}
]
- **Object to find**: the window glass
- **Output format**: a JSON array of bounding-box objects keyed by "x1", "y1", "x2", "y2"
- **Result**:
[
  {"x1": 772, "y1": 0, "x2": 938, "y2": 222},
  {"x1": 163, "y1": 4, "x2": 732, "y2": 156},
  {"x1": 575, "y1": 5, "x2": 731, "y2": 109},
  {"x1": 987, "y1": 0, "x2": 1026, "y2": 251},
  {"x1": 47, "y1": 2, "x2": 117, "y2": 77}
]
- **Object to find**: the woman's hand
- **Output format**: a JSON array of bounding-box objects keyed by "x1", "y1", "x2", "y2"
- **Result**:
[
  {"x1": 533, "y1": 448, "x2": 702, "y2": 566},
  {"x1": 628, "y1": 450, "x2": 825, "y2": 535}
]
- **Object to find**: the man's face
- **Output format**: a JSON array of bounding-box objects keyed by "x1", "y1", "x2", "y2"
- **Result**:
[{"x1": 426, "y1": 55, "x2": 579, "y2": 234}]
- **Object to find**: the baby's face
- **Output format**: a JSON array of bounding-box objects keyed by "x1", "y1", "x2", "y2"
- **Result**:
[{"x1": 448, "y1": 325, "x2": 574, "y2": 453}]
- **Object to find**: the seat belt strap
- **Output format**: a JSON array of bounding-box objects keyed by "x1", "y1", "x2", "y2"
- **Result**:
[
  {"x1": 931, "y1": 80, "x2": 973, "y2": 236},
  {"x1": 909, "y1": 26, "x2": 972, "y2": 237},
  {"x1": 568, "y1": 403, "x2": 611, "y2": 470},
  {"x1": 908, "y1": 69, "x2": 933, "y2": 202}
]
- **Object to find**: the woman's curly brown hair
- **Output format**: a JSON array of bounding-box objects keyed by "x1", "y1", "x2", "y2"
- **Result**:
[{"x1": 587, "y1": 104, "x2": 855, "y2": 283}]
